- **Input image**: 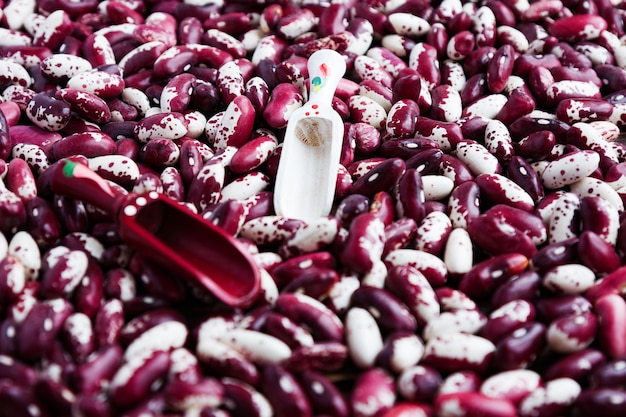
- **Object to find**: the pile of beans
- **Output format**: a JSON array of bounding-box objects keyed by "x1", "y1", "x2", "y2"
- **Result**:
[{"x1": 3, "y1": 0, "x2": 626, "y2": 415}]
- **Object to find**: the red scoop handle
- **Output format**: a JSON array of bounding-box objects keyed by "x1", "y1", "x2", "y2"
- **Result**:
[{"x1": 50, "y1": 159, "x2": 124, "y2": 215}]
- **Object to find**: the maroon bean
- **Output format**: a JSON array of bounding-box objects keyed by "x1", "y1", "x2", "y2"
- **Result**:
[
  {"x1": 544, "y1": 348, "x2": 606, "y2": 382},
  {"x1": 340, "y1": 213, "x2": 385, "y2": 274},
  {"x1": 514, "y1": 131, "x2": 557, "y2": 162},
  {"x1": 576, "y1": 388, "x2": 626, "y2": 417},
  {"x1": 467, "y1": 214, "x2": 537, "y2": 258},
  {"x1": 578, "y1": 231, "x2": 621, "y2": 274},
  {"x1": 493, "y1": 322, "x2": 547, "y2": 371},
  {"x1": 261, "y1": 363, "x2": 312, "y2": 417},
  {"x1": 51, "y1": 132, "x2": 116, "y2": 161},
  {"x1": 0, "y1": 379, "x2": 42, "y2": 417},
  {"x1": 491, "y1": 271, "x2": 542, "y2": 308},
  {"x1": 16, "y1": 298, "x2": 73, "y2": 362},
  {"x1": 350, "y1": 157, "x2": 406, "y2": 197},
  {"x1": 351, "y1": 286, "x2": 417, "y2": 334},
  {"x1": 589, "y1": 360, "x2": 626, "y2": 388},
  {"x1": 395, "y1": 167, "x2": 425, "y2": 224},
  {"x1": 458, "y1": 253, "x2": 529, "y2": 299},
  {"x1": 595, "y1": 294, "x2": 626, "y2": 360}
]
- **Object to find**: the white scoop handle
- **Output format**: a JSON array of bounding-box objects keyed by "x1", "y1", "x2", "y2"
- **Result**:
[{"x1": 306, "y1": 49, "x2": 346, "y2": 107}]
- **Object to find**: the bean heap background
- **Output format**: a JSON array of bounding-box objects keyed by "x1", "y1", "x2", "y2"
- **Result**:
[{"x1": 1, "y1": 0, "x2": 626, "y2": 416}]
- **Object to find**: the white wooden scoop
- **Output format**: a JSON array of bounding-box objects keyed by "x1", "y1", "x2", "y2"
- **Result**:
[{"x1": 273, "y1": 49, "x2": 347, "y2": 222}]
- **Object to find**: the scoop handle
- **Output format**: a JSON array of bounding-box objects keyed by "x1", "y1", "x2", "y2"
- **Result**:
[
  {"x1": 50, "y1": 159, "x2": 122, "y2": 215},
  {"x1": 306, "y1": 49, "x2": 346, "y2": 106}
]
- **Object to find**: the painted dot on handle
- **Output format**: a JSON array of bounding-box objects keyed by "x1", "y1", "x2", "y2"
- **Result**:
[
  {"x1": 312, "y1": 104, "x2": 318, "y2": 109},
  {"x1": 124, "y1": 205, "x2": 137, "y2": 217},
  {"x1": 311, "y1": 76, "x2": 322, "y2": 89},
  {"x1": 305, "y1": 112, "x2": 310, "y2": 116}
]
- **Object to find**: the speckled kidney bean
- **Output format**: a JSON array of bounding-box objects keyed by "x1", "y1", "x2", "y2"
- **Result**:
[
  {"x1": 454, "y1": 140, "x2": 502, "y2": 176},
  {"x1": 396, "y1": 365, "x2": 442, "y2": 405},
  {"x1": 475, "y1": 173, "x2": 535, "y2": 212},
  {"x1": 384, "y1": 99, "x2": 418, "y2": 139},
  {"x1": 196, "y1": 337, "x2": 258, "y2": 386},
  {"x1": 385, "y1": 265, "x2": 440, "y2": 327},
  {"x1": 262, "y1": 311, "x2": 314, "y2": 350},
  {"x1": 262, "y1": 82, "x2": 304, "y2": 129},
  {"x1": 481, "y1": 299, "x2": 536, "y2": 343},
  {"x1": 480, "y1": 369, "x2": 542, "y2": 405},
  {"x1": 25, "y1": 93, "x2": 72, "y2": 132},
  {"x1": 108, "y1": 349, "x2": 171, "y2": 409},
  {"x1": 15, "y1": 298, "x2": 72, "y2": 362},
  {"x1": 518, "y1": 377, "x2": 581, "y2": 417},
  {"x1": 137, "y1": 138, "x2": 179, "y2": 169},
  {"x1": 133, "y1": 112, "x2": 188, "y2": 142},
  {"x1": 39, "y1": 249, "x2": 88, "y2": 299},
  {"x1": 340, "y1": 213, "x2": 385, "y2": 274},
  {"x1": 0, "y1": 256, "x2": 26, "y2": 308},
  {"x1": 66, "y1": 69, "x2": 125, "y2": 99},
  {"x1": 213, "y1": 95, "x2": 256, "y2": 150},
  {"x1": 55, "y1": 89, "x2": 111, "y2": 124},
  {"x1": 546, "y1": 310, "x2": 597, "y2": 353},
  {"x1": 376, "y1": 331, "x2": 425, "y2": 374},
  {"x1": 6, "y1": 158, "x2": 36, "y2": 203},
  {"x1": 422, "y1": 332, "x2": 495, "y2": 375},
  {"x1": 275, "y1": 292, "x2": 344, "y2": 343},
  {"x1": 485, "y1": 119, "x2": 515, "y2": 161},
  {"x1": 541, "y1": 263, "x2": 595, "y2": 295},
  {"x1": 350, "y1": 368, "x2": 396, "y2": 417},
  {"x1": 549, "y1": 14, "x2": 607, "y2": 41},
  {"x1": 556, "y1": 98, "x2": 614, "y2": 124},
  {"x1": 93, "y1": 297, "x2": 124, "y2": 348},
  {"x1": 221, "y1": 378, "x2": 272, "y2": 417},
  {"x1": 547, "y1": 192, "x2": 582, "y2": 244}
]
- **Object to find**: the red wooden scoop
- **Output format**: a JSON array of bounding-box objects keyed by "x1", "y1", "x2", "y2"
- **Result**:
[{"x1": 51, "y1": 159, "x2": 261, "y2": 307}]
